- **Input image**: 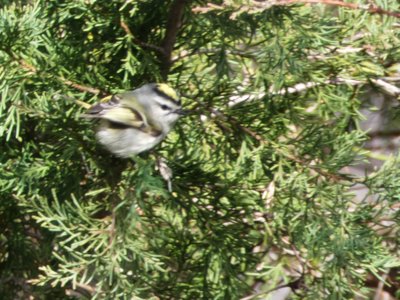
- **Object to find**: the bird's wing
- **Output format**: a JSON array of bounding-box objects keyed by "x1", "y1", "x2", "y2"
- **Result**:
[{"x1": 82, "y1": 95, "x2": 162, "y2": 136}]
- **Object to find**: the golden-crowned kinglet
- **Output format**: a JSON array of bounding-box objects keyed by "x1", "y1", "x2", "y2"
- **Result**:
[{"x1": 83, "y1": 83, "x2": 185, "y2": 157}]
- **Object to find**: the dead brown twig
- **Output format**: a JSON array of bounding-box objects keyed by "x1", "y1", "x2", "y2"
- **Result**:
[
  {"x1": 16, "y1": 57, "x2": 104, "y2": 96},
  {"x1": 193, "y1": 0, "x2": 400, "y2": 19},
  {"x1": 278, "y1": 0, "x2": 400, "y2": 18}
]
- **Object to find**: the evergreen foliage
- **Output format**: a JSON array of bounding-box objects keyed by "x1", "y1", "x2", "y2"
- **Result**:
[{"x1": 1, "y1": 0, "x2": 400, "y2": 299}]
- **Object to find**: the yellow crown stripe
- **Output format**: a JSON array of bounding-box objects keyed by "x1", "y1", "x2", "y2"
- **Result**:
[{"x1": 156, "y1": 83, "x2": 179, "y2": 102}]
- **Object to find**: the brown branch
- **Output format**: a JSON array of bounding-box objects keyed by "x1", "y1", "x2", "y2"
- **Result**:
[
  {"x1": 120, "y1": 0, "x2": 188, "y2": 80},
  {"x1": 160, "y1": 0, "x2": 187, "y2": 79}
]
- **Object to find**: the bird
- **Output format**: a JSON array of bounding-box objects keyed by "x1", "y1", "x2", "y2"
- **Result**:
[{"x1": 83, "y1": 83, "x2": 186, "y2": 157}]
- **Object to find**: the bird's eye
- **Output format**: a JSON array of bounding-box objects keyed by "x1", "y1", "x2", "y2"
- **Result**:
[{"x1": 160, "y1": 104, "x2": 171, "y2": 111}]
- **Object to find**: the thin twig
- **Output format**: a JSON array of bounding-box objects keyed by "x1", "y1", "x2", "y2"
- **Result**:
[
  {"x1": 239, "y1": 283, "x2": 290, "y2": 300},
  {"x1": 109, "y1": 210, "x2": 116, "y2": 246},
  {"x1": 61, "y1": 78, "x2": 103, "y2": 95},
  {"x1": 75, "y1": 282, "x2": 97, "y2": 294},
  {"x1": 120, "y1": 20, "x2": 166, "y2": 54},
  {"x1": 240, "y1": 278, "x2": 303, "y2": 300}
]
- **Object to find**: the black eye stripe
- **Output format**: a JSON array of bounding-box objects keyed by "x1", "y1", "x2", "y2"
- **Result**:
[{"x1": 153, "y1": 87, "x2": 181, "y2": 105}]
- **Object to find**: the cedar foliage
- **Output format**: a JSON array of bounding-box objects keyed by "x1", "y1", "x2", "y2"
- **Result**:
[{"x1": 1, "y1": 0, "x2": 400, "y2": 299}]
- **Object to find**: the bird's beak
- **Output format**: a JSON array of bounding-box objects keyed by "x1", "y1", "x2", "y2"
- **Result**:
[{"x1": 175, "y1": 108, "x2": 191, "y2": 116}]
